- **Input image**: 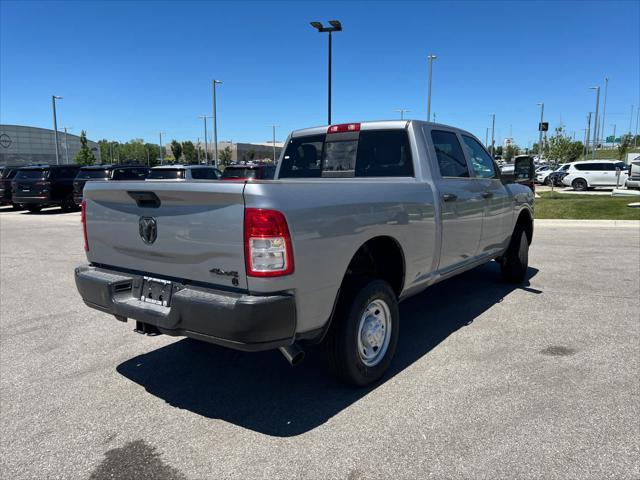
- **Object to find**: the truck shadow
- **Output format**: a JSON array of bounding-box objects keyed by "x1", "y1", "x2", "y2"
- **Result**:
[{"x1": 117, "y1": 263, "x2": 539, "y2": 437}]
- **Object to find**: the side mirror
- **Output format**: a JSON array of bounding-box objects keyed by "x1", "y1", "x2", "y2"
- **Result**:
[{"x1": 502, "y1": 156, "x2": 535, "y2": 192}]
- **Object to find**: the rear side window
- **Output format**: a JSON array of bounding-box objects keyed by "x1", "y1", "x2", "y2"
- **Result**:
[
  {"x1": 77, "y1": 169, "x2": 110, "y2": 180},
  {"x1": 191, "y1": 168, "x2": 219, "y2": 180},
  {"x1": 112, "y1": 168, "x2": 149, "y2": 180},
  {"x1": 355, "y1": 130, "x2": 413, "y2": 177},
  {"x1": 431, "y1": 130, "x2": 469, "y2": 177},
  {"x1": 221, "y1": 167, "x2": 257, "y2": 179},
  {"x1": 461, "y1": 135, "x2": 496, "y2": 178},
  {"x1": 279, "y1": 134, "x2": 325, "y2": 178},
  {"x1": 575, "y1": 163, "x2": 603, "y2": 171}
]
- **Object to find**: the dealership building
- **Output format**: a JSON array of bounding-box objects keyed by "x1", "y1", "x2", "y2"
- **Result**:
[{"x1": 0, "y1": 124, "x2": 101, "y2": 166}]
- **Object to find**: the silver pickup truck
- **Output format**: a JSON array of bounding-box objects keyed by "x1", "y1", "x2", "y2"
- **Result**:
[{"x1": 75, "y1": 120, "x2": 534, "y2": 385}]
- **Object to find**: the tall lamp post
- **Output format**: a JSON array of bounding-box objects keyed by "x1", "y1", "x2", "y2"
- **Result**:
[
  {"x1": 62, "y1": 126, "x2": 72, "y2": 164},
  {"x1": 394, "y1": 109, "x2": 411, "y2": 120},
  {"x1": 427, "y1": 54, "x2": 437, "y2": 121},
  {"x1": 212, "y1": 80, "x2": 223, "y2": 167},
  {"x1": 585, "y1": 112, "x2": 592, "y2": 157},
  {"x1": 600, "y1": 77, "x2": 608, "y2": 144},
  {"x1": 268, "y1": 124, "x2": 279, "y2": 163},
  {"x1": 537, "y1": 102, "x2": 544, "y2": 159},
  {"x1": 51, "y1": 95, "x2": 63, "y2": 165},
  {"x1": 589, "y1": 86, "x2": 600, "y2": 159},
  {"x1": 198, "y1": 115, "x2": 211, "y2": 164},
  {"x1": 310, "y1": 20, "x2": 342, "y2": 125}
]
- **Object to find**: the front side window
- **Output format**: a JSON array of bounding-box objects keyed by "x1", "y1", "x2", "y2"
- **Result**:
[
  {"x1": 430, "y1": 130, "x2": 469, "y2": 177},
  {"x1": 461, "y1": 135, "x2": 496, "y2": 178},
  {"x1": 191, "y1": 168, "x2": 219, "y2": 180}
]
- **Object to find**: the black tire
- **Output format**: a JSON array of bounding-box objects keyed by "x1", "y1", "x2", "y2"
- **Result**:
[
  {"x1": 543, "y1": 176, "x2": 551, "y2": 186},
  {"x1": 27, "y1": 205, "x2": 41, "y2": 213},
  {"x1": 60, "y1": 196, "x2": 76, "y2": 212},
  {"x1": 572, "y1": 178, "x2": 588, "y2": 191},
  {"x1": 501, "y1": 227, "x2": 529, "y2": 283},
  {"x1": 324, "y1": 278, "x2": 399, "y2": 386}
]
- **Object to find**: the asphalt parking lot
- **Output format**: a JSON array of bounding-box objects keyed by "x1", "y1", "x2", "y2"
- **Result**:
[{"x1": 1, "y1": 207, "x2": 639, "y2": 480}]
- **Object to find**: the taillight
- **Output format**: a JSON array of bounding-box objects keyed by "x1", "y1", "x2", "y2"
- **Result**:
[
  {"x1": 327, "y1": 123, "x2": 360, "y2": 134},
  {"x1": 244, "y1": 208, "x2": 293, "y2": 277},
  {"x1": 81, "y1": 200, "x2": 89, "y2": 252}
]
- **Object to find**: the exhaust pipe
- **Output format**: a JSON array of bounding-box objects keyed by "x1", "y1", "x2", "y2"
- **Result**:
[{"x1": 279, "y1": 343, "x2": 305, "y2": 366}]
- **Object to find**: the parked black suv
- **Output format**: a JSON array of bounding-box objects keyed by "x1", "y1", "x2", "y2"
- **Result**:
[
  {"x1": 73, "y1": 165, "x2": 149, "y2": 206},
  {"x1": 0, "y1": 165, "x2": 24, "y2": 208},
  {"x1": 11, "y1": 165, "x2": 81, "y2": 212}
]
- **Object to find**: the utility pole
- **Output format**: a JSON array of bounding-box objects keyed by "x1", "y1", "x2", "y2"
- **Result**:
[
  {"x1": 600, "y1": 77, "x2": 608, "y2": 144},
  {"x1": 198, "y1": 115, "x2": 211, "y2": 164},
  {"x1": 612, "y1": 124, "x2": 616, "y2": 146},
  {"x1": 212, "y1": 80, "x2": 223, "y2": 167},
  {"x1": 159, "y1": 132, "x2": 165, "y2": 164},
  {"x1": 629, "y1": 104, "x2": 634, "y2": 134},
  {"x1": 62, "y1": 126, "x2": 72, "y2": 164},
  {"x1": 490, "y1": 113, "x2": 496, "y2": 157},
  {"x1": 585, "y1": 112, "x2": 592, "y2": 157},
  {"x1": 427, "y1": 54, "x2": 437, "y2": 121},
  {"x1": 51, "y1": 95, "x2": 63, "y2": 165},
  {"x1": 268, "y1": 124, "x2": 279, "y2": 163},
  {"x1": 109, "y1": 142, "x2": 113, "y2": 163},
  {"x1": 394, "y1": 109, "x2": 410, "y2": 120},
  {"x1": 589, "y1": 86, "x2": 600, "y2": 160}
]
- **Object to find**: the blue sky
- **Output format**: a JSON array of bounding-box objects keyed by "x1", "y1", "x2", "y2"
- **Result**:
[{"x1": 1, "y1": 0, "x2": 638, "y2": 147}]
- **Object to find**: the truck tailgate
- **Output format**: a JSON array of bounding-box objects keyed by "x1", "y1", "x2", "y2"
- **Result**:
[{"x1": 83, "y1": 181, "x2": 247, "y2": 290}]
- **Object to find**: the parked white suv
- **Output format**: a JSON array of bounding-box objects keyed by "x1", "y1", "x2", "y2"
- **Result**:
[{"x1": 562, "y1": 160, "x2": 628, "y2": 191}]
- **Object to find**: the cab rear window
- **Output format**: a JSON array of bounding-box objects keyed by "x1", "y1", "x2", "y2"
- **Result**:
[
  {"x1": 15, "y1": 169, "x2": 49, "y2": 180},
  {"x1": 279, "y1": 130, "x2": 413, "y2": 178}
]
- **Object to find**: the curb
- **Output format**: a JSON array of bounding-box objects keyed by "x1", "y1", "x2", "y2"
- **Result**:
[{"x1": 535, "y1": 219, "x2": 640, "y2": 228}]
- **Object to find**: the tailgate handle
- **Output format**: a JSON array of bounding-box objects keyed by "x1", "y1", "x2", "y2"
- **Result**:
[{"x1": 128, "y1": 191, "x2": 161, "y2": 208}]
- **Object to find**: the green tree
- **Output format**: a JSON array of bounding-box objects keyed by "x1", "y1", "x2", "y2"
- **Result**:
[
  {"x1": 144, "y1": 143, "x2": 160, "y2": 166},
  {"x1": 98, "y1": 139, "x2": 112, "y2": 163},
  {"x1": 247, "y1": 149, "x2": 256, "y2": 160},
  {"x1": 504, "y1": 144, "x2": 518, "y2": 161},
  {"x1": 74, "y1": 130, "x2": 97, "y2": 165},
  {"x1": 182, "y1": 141, "x2": 197, "y2": 164},
  {"x1": 170, "y1": 140, "x2": 182, "y2": 162},
  {"x1": 548, "y1": 132, "x2": 583, "y2": 163},
  {"x1": 618, "y1": 134, "x2": 632, "y2": 160},
  {"x1": 219, "y1": 146, "x2": 233, "y2": 165}
]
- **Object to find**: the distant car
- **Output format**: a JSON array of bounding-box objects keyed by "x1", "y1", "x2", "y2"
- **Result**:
[
  {"x1": 73, "y1": 165, "x2": 150, "y2": 206},
  {"x1": 541, "y1": 163, "x2": 571, "y2": 186},
  {"x1": 220, "y1": 163, "x2": 276, "y2": 181},
  {"x1": 624, "y1": 160, "x2": 640, "y2": 190},
  {"x1": 0, "y1": 165, "x2": 24, "y2": 208},
  {"x1": 562, "y1": 160, "x2": 629, "y2": 191},
  {"x1": 11, "y1": 165, "x2": 81, "y2": 212},
  {"x1": 147, "y1": 165, "x2": 222, "y2": 180}
]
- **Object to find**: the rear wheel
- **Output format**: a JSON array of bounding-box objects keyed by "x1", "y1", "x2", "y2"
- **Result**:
[
  {"x1": 501, "y1": 227, "x2": 529, "y2": 283},
  {"x1": 543, "y1": 176, "x2": 551, "y2": 186},
  {"x1": 27, "y1": 205, "x2": 41, "y2": 213},
  {"x1": 324, "y1": 278, "x2": 399, "y2": 386},
  {"x1": 572, "y1": 178, "x2": 588, "y2": 191},
  {"x1": 61, "y1": 196, "x2": 76, "y2": 212}
]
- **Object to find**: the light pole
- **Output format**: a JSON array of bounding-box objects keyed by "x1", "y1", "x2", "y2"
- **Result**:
[
  {"x1": 537, "y1": 102, "x2": 544, "y2": 159},
  {"x1": 268, "y1": 124, "x2": 279, "y2": 163},
  {"x1": 585, "y1": 112, "x2": 592, "y2": 157},
  {"x1": 212, "y1": 80, "x2": 223, "y2": 167},
  {"x1": 600, "y1": 77, "x2": 608, "y2": 144},
  {"x1": 51, "y1": 95, "x2": 63, "y2": 165},
  {"x1": 394, "y1": 109, "x2": 410, "y2": 120},
  {"x1": 310, "y1": 20, "x2": 342, "y2": 125},
  {"x1": 62, "y1": 126, "x2": 72, "y2": 164},
  {"x1": 427, "y1": 54, "x2": 437, "y2": 121},
  {"x1": 589, "y1": 86, "x2": 600, "y2": 159},
  {"x1": 629, "y1": 104, "x2": 634, "y2": 134},
  {"x1": 198, "y1": 115, "x2": 211, "y2": 164},
  {"x1": 490, "y1": 113, "x2": 496, "y2": 157},
  {"x1": 485, "y1": 127, "x2": 489, "y2": 147},
  {"x1": 612, "y1": 124, "x2": 617, "y2": 146},
  {"x1": 159, "y1": 132, "x2": 166, "y2": 164}
]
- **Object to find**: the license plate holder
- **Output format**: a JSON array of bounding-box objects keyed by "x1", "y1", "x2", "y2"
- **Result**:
[{"x1": 140, "y1": 276, "x2": 173, "y2": 307}]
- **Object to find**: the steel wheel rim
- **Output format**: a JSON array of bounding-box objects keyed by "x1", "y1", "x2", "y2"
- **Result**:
[{"x1": 357, "y1": 299, "x2": 391, "y2": 367}]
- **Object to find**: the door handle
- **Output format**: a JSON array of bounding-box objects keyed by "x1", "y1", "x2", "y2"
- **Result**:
[
  {"x1": 442, "y1": 193, "x2": 457, "y2": 202},
  {"x1": 481, "y1": 191, "x2": 494, "y2": 199}
]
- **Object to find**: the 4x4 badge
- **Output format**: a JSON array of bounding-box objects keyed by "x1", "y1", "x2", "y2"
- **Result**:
[{"x1": 139, "y1": 217, "x2": 157, "y2": 245}]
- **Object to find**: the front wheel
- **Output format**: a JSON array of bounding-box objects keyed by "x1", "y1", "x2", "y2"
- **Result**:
[
  {"x1": 324, "y1": 278, "x2": 399, "y2": 386},
  {"x1": 501, "y1": 228, "x2": 529, "y2": 283}
]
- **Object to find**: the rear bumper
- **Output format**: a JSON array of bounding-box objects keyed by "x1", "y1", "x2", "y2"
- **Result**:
[
  {"x1": 74, "y1": 265, "x2": 297, "y2": 351},
  {"x1": 12, "y1": 195, "x2": 51, "y2": 205}
]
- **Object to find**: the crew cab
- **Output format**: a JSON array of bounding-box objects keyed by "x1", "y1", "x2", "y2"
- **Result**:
[
  {"x1": 75, "y1": 121, "x2": 534, "y2": 385},
  {"x1": 12, "y1": 165, "x2": 81, "y2": 212},
  {"x1": 73, "y1": 165, "x2": 150, "y2": 206},
  {"x1": 147, "y1": 164, "x2": 221, "y2": 181}
]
